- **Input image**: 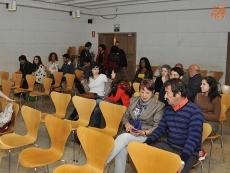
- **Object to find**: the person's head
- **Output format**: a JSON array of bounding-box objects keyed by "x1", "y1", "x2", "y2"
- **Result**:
[
  {"x1": 139, "y1": 79, "x2": 155, "y2": 102},
  {"x1": 175, "y1": 63, "x2": 183, "y2": 69},
  {"x1": 110, "y1": 45, "x2": 119, "y2": 54},
  {"x1": 115, "y1": 41, "x2": 120, "y2": 47},
  {"x1": 33, "y1": 56, "x2": 43, "y2": 66},
  {"x1": 90, "y1": 62, "x2": 101, "y2": 77},
  {"x1": 201, "y1": 76, "x2": 221, "y2": 101},
  {"x1": 48, "y1": 52, "x2": 58, "y2": 62},
  {"x1": 98, "y1": 44, "x2": 106, "y2": 51},
  {"x1": 170, "y1": 67, "x2": 184, "y2": 80},
  {"x1": 188, "y1": 64, "x2": 200, "y2": 78},
  {"x1": 18, "y1": 55, "x2": 27, "y2": 65},
  {"x1": 139, "y1": 57, "x2": 151, "y2": 70},
  {"x1": 111, "y1": 67, "x2": 127, "y2": 81},
  {"x1": 62, "y1": 54, "x2": 70, "y2": 63},
  {"x1": 161, "y1": 64, "x2": 171, "y2": 78},
  {"x1": 83, "y1": 57, "x2": 91, "y2": 67},
  {"x1": 164, "y1": 78, "x2": 187, "y2": 106},
  {"x1": 85, "y1": 42, "x2": 92, "y2": 50}
]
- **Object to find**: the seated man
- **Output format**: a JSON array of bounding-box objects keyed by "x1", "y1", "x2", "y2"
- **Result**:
[
  {"x1": 75, "y1": 57, "x2": 91, "y2": 94},
  {"x1": 144, "y1": 78, "x2": 203, "y2": 173},
  {"x1": 58, "y1": 54, "x2": 75, "y2": 83},
  {"x1": 16, "y1": 55, "x2": 33, "y2": 89},
  {"x1": 158, "y1": 67, "x2": 184, "y2": 106},
  {"x1": 187, "y1": 64, "x2": 202, "y2": 102}
]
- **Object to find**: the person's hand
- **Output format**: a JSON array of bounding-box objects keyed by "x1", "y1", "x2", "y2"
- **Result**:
[
  {"x1": 125, "y1": 123, "x2": 134, "y2": 132},
  {"x1": 130, "y1": 130, "x2": 144, "y2": 137},
  {"x1": 15, "y1": 71, "x2": 21, "y2": 74},
  {"x1": 80, "y1": 79, "x2": 86, "y2": 84},
  {"x1": 177, "y1": 164, "x2": 184, "y2": 173},
  {"x1": 6, "y1": 98, "x2": 15, "y2": 102}
]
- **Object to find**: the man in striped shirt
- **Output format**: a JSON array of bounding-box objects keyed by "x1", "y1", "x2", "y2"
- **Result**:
[{"x1": 144, "y1": 78, "x2": 203, "y2": 173}]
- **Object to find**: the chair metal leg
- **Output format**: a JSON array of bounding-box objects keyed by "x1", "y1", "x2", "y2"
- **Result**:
[
  {"x1": 76, "y1": 144, "x2": 82, "y2": 162},
  {"x1": 35, "y1": 96, "x2": 38, "y2": 109},
  {"x1": 19, "y1": 93, "x2": 22, "y2": 109},
  {"x1": 107, "y1": 162, "x2": 111, "y2": 173},
  {"x1": 41, "y1": 95, "x2": 44, "y2": 108},
  {"x1": 72, "y1": 130, "x2": 76, "y2": 161},
  {"x1": 220, "y1": 122, "x2": 225, "y2": 162},
  {"x1": 16, "y1": 159, "x2": 20, "y2": 173},
  {"x1": 8, "y1": 150, "x2": 11, "y2": 173},
  {"x1": 200, "y1": 161, "x2": 204, "y2": 173},
  {"x1": 34, "y1": 167, "x2": 37, "y2": 173},
  {"x1": 208, "y1": 139, "x2": 214, "y2": 173},
  {"x1": 46, "y1": 165, "x2": 49, "y2": 173}
]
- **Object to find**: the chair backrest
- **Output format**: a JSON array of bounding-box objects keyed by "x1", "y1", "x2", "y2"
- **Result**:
[
  {"x1": 65, "y1": 74, "x2": 75, "y2": 90},
  {"x1": 221, "y1": 94, "x2": 230, "y2": 109},
  {"x1": 219, "y1": 103, "x2": 227, "y2": 121},
  {"x1": 151, "y1": 66, "x2": 158, "y2": 75},
  {"x1": 0, "y1": 99, "x2": 19, "y2": 135},
  {"x1": 77, "y1": 126, "x2": 114, "y2": 171},
  {"x1": 199, "y1": 70, "x2": 208, "y2": 77},
  {"x1": 0, "y1": 71, "x2": 9, "y2": 80},
  {"x1": 2, "y1": 80, "x2": 12, "y2": 97},
  {"x1": 52, "y1": 72, "x2": 63, "y2": 87},
  {"x1": 202, "y1": 123, "x2": 212, "y2": 142},
  {"x1": 221, "y1": 85, "x2": 230, "y2": 94},
  {"x1": 12, "y1": 73, "x2": 22, "y2": 88},
  {"x1": 42, "y1": 77, "x2": 52, "y2": 95},
  {"x1": 99, "y1": 101, "x2": 127, "y2": 136},
  {"x1": 74, "y1": 69, "x2": 83, "y2": 78},
  {"x1": 209, "y1": 71, "x2": 223, "y2": 82},
  {"x1": 51, "y1": 91, "x2": 71, "y2": 118},
  {"x1": 25, "y1": 75, "x2": 36, "y2": 91},
  {"x1": 21, "y1": 106, "x2": 41, "y2": 140},
  {"x1": 45, "y1": 115, "x2": 71, "y2": 152},
  {"x1": 72, "y1": 96, "x2": 96, "y2": 126},
  {"x1": 46, "y1": 70, "x2": 51, "y2": 78},
  {"x1": 136, "y1": 64, "x2": 139, "y2": 69},
  {"x1": 128, "y1": 142, "x2": 181, "y2": 173},
  {"x1": 133, "y1": 82, "x2": 140, "y2": 92}
]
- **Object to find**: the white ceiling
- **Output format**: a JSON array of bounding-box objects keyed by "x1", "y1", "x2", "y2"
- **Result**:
[{"x1": 32, "y1": 0, "x2": 184, "y2": 9}]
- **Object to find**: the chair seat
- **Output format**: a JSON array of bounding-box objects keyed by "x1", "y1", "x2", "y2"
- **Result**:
[
  {"x1": 207, "y1": 133, "x2": 220, "y2": 139},
  {"x1": 53, "y1": 164, "x2": 99, "y2": 173},
  {"x1": 30, "y1": 91, "x2": 48, "y2": 97},
  {"x1": 19, "y1": 148, "x2": 61, "y2": 168},
  {"x1": 51, "y1": 84, "x2": 60, "y2": 88},
  {"x1": 0, "y1": 134, "x2": 35, "y2": 149},
  {"x1": 54, "y1": 88, "x2": 70, "y2": 92},
  {"x1": 14, "y1": 88, "x2": 32, "y2": 93},
  {"x1": 89, "y1": 127, "x2": 115, "y2": 137}
]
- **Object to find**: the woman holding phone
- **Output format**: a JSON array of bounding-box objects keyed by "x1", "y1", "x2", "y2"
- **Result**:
[{"x1": 106, "y1": 79, "x2": 165, "y2": 173}]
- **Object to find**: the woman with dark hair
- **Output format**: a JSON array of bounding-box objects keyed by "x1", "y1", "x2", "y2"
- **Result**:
[
  {"x1": 96, "y1": 44, "x2": 108, "y2": 74},
  {"x1": 92, "y1": 67, "x2": 132, "y2": 127},
  {"x1": 108, "y1": 46, "x2": 120, "y2": 78},
  {"x1": 154, "y1": 64, "x2": 171, "y2": 93},
  {"x1": 80, "y1": 42, "x2": 93, "y2": 65},
  {"x1": 132, "y1": 57, "x2": 153, "y2": 83},
  {"x1": 68, "y1": 62, "x2": 108, "y2": 120},
  {"x1": 32, "y1": 56, "x2": 47, "y2": 84},
  {"x1": 194, "y1": 76, "x2": 221, "y2": 160},
  {"x1": 106, "y1": 79, "x2": 165, "y2": 173},
  {"x1": 47, "y1": 52, "x2": 59, "y2": 74}
]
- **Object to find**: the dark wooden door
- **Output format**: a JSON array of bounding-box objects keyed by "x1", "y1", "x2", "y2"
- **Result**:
[{"x1": 98, "y1": 34, "x2": 114, "y2": 53}]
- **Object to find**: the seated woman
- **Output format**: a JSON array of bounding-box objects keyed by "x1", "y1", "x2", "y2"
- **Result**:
[
  {"x1": 68, "y1": 62, "x2": 108, "y2": 120},
  {"x1": 47, "y1": 52, "x2": 59, "y2": 74},
  {"x1": 194, "y1": 76, "x2": 221, "y2": 161},
  {"x1": 132, "y1": 57, "x2": 153, "y2": 83},
  {"x1": 106, "y1": 79, "x2": 165, "y2": 173},
  {"x1": 93, "y1": 67, "x2": 132, "y2": 128},
  {"x1": 32, "y1": 56, "x2": 47, "y2": 84},
  {"x1": 154, "y1": 64, "x2": 171, "y2": 93}
]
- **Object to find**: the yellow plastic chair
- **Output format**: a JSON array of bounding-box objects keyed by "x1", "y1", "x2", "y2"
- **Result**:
[
  {"x1": 51, "y1": 72, "x2": 63, "y2": 89},
  {"x1": 127, "y1": 142, "x2": 181, "y2": 173},
  {"x1": 0, "y1": 106, "x2": 41, "y2": 173},
  {"x1": 90, "y1": 101, "x2": 126, "y2": 137},
  {"x1": 221, "y1": 85, "x2": 230, "y2": 94},
  {"x1": 206, "y1": 103, "x2": 227, "y2": 172},
  {"x1": 151, "y1": 65, "x2": 158, "y2": 76},
  {"x1": 2, "y1": 80, "x2": 12, "y2": 97},
  {"x1": 53, "y1": 126, "x2": 114, "y2": 173},
  {"x1": 66, "y1": 96, "x2": 96, "y2": 162},
  {"x1": 0, "y1": 99, "x2": 19, "y2": 135},
  {"x1": 55, "y1": 74, "x2": 75, "y2": 94},
  {"x1": 133, "y1": 82, "x2": 140, "y2": 97},
  {"x1": 221, "y1": 94, "x2": 230, "y2": 110},
  {"x1": 192, "y1": 123, "x2": 212, "y2": 173},
  {"x1": 199, "y1": 70, "x2": 208, "y2": 77},
  {"x1": 75, "y1": 69, "x2": 83, "y2": 78},
  {"x1": 41, "y1": 91, "x2": 71, "y2": 122},
  {"x1": 209, "y1": 71, "x2": 223, "y2": 83},
  {"x1": 16, "y1": 115, "x2": 71, "y2": 173},
  {"x1": 46, "y1": 70, "x2": 51, "y2": 78},
  {"x1": 10, "y1": 73, "x2": 22, "y2": 99},
  {"x1": 30, "y1": 77, "x2": 52, "y2": 109},
  {"x1": 0, "y1": 71, "x2": 9, "y2": 86},
  {"x1": 14, "y1": 75, "x2": 36, "y2": 108}
]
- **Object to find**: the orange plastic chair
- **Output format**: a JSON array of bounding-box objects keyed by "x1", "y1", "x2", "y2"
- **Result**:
[
  {"x1": 54, "y1": 74, "x2": 75, "y2": 94},
  {"x1": 51, "y1": 72, "x2": 63, "y2": 89},
  {"x1": 1, "y1": 80, "x2": 12, "y2": 97},
  {"x1": 199, "y1": 70, "x2": 208, "y2": 77}
]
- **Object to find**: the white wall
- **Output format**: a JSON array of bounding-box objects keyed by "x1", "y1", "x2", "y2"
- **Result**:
[
  {"x1": 0, "y1": 0, "x2": 229, "y2": 84},
  {"x1": 86, "y1": 0, "x2": 230, "y2": 83}
]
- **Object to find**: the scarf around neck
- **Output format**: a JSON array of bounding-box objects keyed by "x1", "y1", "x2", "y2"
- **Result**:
[{"x1": 133, "y1": 98, "x2": 152, "y2": 120}]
